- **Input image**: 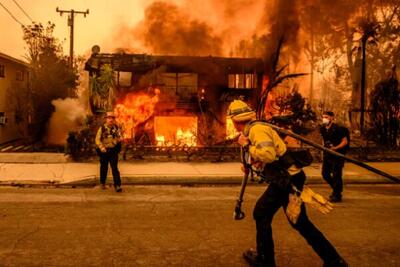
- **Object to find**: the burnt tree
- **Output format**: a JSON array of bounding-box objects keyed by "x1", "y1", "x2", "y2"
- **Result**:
[{"x1": 369, "y1": 67, "x2": 400, "y2": 147}]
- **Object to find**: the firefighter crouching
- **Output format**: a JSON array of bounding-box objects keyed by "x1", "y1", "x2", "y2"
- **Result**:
[
  {"x1": 95, "y1": 111, "x2": 122, "y2": 192},
  {"x1": 227, "y1": 100, "x2": 348, "y2": 267}
]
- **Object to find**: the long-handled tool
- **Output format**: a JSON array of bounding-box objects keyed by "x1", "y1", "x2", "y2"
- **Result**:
[
  {"x1": 232, "y1": 121, "x2": 399, "y2": 221},
  {"x1": 234, "y1": 146, "x2": 252, "y2": 220},
  {"x1": 264, "y1": 122, "x2": 400, "y2": 184}
]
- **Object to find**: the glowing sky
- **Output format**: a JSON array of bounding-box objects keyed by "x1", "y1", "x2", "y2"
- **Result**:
[{"x1": 0, "y1": 0, "x2": 150, "y2": 60}]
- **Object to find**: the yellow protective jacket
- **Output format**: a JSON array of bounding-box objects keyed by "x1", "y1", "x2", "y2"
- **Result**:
[
  {"x1": 95, "y1": 124, "x2": 121, "y2": 151},
  {"x1": 243, "y1": 121, "x2": 287, "y2": 164},
  {"x1": 243, "y1": 120, "x2": 301, "y2": 176}
]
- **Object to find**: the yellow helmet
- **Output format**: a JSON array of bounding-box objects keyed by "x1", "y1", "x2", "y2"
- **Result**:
[{"x1": 227, "y1": 100, "x2": 256, "y2": 122}]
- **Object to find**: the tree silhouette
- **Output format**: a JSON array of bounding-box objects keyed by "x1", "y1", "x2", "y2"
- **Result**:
[
  {"x1": 22, "y1": 22, "x2": 78, "y2": 141},
  {"x1": 369, "y1": 67, "x2": 399, "y2": 147}
]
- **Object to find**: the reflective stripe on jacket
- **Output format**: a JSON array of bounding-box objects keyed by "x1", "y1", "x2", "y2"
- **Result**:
[
  {"x1": 243, "y1": 121, "x2": 287, "y2": 164},
  {"x1": 244, "y1": 121, "x2": 301, "y2": 176},
  {"x1": 95, "y1": 124, "x2": 121, "y2": 150}
]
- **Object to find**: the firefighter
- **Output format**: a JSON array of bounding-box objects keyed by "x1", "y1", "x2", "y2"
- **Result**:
[
  {"x1": 95, "y1": 111, "x2": 122, "y2": 192},
  {"x1": 227, "y1": 100, "x2": 347, "y2": 267}
]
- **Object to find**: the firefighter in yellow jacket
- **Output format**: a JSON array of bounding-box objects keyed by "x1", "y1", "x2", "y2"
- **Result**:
[
  {"x1": 95, "y1": 111, "x2": 122, "y2": 192},
  {"x1": 227, "y1": 100, "x2": 347, "y2": 267}
]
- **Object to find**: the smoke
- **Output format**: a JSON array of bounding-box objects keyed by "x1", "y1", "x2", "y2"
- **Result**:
[
  {"x1": 259, "y1": 0, "x2": 301, "y2": 63},
  {"x1": 106, "y1": 0, "x2": 369, "y2": 58},
  {"x1": 46, "y1": 97, "x2": 87, "y2": 145},
  {"x1": 106, "y1": 0, "x2": 307, "y2": 61},
  {"x1": 102, "y1": 0, "x2": 372, "y2": 100},
  {"x1": 46, "y1": 73, "x2": 89, "y2": 146},
  {"x1": 134, "y1": 1, "x2": 223, "y2": 56}
]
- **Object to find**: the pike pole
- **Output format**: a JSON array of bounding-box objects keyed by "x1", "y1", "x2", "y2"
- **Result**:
[
  {"x1": 265, "y1": 122, "x2": 400, "y2": 184},
  {"x1": 233, "y1": 146, "x2": 253, "y2": 220},
  {"x1": 233, "y1": 121, "x2": 400, "y2": 221}
]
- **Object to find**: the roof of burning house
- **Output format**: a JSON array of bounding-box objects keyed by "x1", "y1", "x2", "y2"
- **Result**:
[{"x1": 85, "y1": 53, "x2": 264, "y2": 74}]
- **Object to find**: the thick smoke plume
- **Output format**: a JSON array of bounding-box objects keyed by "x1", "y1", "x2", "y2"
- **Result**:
[
  {"x1": 260, "y1": 0, "x2": 301, "y2": 63},
  {"x1": 46, "y1": 81, "x2": 88, "y2": 145},
  {"x1": 46, "y1": 97, "x2": 86, "y2": 145},
  {"x1": 108, "y1": 0, "x2": 370, "y2": 60},
  {"x1": 135, "y1": 1, "x2": 223, "y2": 56},
  {"x1": 103, "y1": 0, "x2": 373, "y2": 101},
  {"x1": 107, "y1": 0, "x2": 312, "y2": 62}
]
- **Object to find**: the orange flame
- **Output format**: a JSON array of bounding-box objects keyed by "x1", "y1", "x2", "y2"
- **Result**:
[
  {"x1": 154, "y1": 116, "x2": 197, "y2": 147},
  {"x1": 114, "y1": 88, "x2": 160, "y2": 139}
]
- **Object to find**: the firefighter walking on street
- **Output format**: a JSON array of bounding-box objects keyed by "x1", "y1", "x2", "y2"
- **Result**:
[
  {"x1": 227, "y1": 100, "x2": 348, "y2": 267},
  {"x1": 95, "y1": 111, "x2": 123, "y2": 192}
]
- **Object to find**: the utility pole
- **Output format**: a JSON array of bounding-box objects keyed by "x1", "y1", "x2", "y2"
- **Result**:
[
  {"x1": 309, "y1": 27, "x2": 314, "y2": 104},
  {"x1": 56, "y1": 7, "x2": 89, "y2": 67},
  {"x1": 360, "y1": 35, "x2": 367, "y2": 135}
]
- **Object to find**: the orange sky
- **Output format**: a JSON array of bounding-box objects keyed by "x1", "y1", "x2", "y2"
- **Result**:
[
  {"x1": 1, "y1": 0, "x2": 268, "y2": 60},
  {"x1": 0, "y1": 0, "x2": 154, "y2": 60}
]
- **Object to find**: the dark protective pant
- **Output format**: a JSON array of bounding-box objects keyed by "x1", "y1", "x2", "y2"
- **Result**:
[
  {"x1": 253, "y1": 171, "x2": 341, "y2": 266},
  {"x1": 322, "y1": 157, "x2": 344, "y2": 198},
  {"x1": 99, "y1": 149, "x2": 121, "y2": 187}
]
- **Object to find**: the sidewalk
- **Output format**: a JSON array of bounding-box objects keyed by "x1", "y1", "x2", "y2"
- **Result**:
[{"x1": 0, "y1": 153, "x2": 399, "y2": 186}]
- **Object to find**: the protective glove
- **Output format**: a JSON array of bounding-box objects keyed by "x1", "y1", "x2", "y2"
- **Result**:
[
  {"x1": 286, "y1": 193, "x2": 302, "y2": 224},
  {"x1": 300, "y1": 186, "x2": 333, "y2": 214}
]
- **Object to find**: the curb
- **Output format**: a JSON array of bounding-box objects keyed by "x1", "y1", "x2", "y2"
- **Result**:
[{"x1": 0, "y1": 175, "x2": 395, "y2": 187}]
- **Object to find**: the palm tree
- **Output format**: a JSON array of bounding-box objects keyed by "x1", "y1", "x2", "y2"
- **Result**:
[{"x1": 357, "y1": 17, "x2": 380, "y2": 134}]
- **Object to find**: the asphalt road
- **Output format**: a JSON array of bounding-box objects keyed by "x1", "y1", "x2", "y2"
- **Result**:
[{"x1": 0, "y1": 184, "x2": 399, "y2": 267}]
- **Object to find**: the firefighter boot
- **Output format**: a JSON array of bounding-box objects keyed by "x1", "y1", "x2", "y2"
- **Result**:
[{"x1": 243, "y1": 248, "x2": 275, "y2": 267}]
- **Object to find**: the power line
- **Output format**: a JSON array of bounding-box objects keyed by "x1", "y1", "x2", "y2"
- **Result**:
[
  {"x1": 12, "y1": 0, "x2": 33, "y2": 22},
  {"x1": 0, "y1": 1, "x2": 24, "y2": 26}
]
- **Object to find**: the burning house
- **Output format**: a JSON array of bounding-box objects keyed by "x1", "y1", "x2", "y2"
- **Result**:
[{"x1": 85, "y1": 46, "x2": 264, "y2": 147}]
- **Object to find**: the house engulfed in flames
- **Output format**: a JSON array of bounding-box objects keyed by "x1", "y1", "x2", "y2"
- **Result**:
[{"x1": 85, "y1": 46, "x2": 264, "y2": 147}]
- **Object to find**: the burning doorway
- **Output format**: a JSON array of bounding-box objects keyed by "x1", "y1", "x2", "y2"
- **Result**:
[{"x1": 154, "y1": 116, "x2": 197, "y2": 147}]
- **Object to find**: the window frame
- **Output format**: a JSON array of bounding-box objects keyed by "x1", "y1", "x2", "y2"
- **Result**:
[
  {"x1": 0, "y1": 65, "x2": 5, "y2": 78},
  {"x1": 228, "y1": 73, "x2": 257, "y2": 89}
]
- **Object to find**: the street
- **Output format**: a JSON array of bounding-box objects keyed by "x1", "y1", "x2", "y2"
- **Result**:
[{"x1": 0, "y1": 184, "x2": 399, "y2": 267}]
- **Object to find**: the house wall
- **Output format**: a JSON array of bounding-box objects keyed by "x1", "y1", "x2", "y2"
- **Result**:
[{"x1": 0, "y1": 55, "x2": 29, "y2": 144}]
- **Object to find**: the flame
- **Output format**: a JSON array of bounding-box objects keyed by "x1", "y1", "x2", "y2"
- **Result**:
[
  {"x1": 226, "y1": 118, "x2": 239, "y2": 139},
  {"x1": 154, "y1": 116, "x2": 197, "y2": 147},
  {"x1": 176, "y1": 128, "x2": 196, "y2": 147},
  {"x1": 114, "y1": 88, "x2": 160, "y2": 139},
  {"x1": 156, "y1": 135, "x2": 165, "y2": 146}
]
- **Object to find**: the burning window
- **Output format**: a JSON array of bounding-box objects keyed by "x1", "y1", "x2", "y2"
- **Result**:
[
  {"x1": 228, "y1": 74, "x2": 257, "y2": 89},
  {"x1": 154, "y1": 116, "x2": 197, "y2": 146}
]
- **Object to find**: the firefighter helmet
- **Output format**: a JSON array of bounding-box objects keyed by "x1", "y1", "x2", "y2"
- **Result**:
[
  {"x1": 227, "y1": 100, "x2": 256, "y2": 122},
  {"x1": 104, "y1": 111, "x2": 116, "y2": 118}
]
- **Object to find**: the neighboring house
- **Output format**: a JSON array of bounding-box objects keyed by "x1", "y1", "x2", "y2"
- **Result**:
[
  {"x1": 85, "y1": 47, "x2": 264, "y2": 145},
  {"x1": 0, "y1": 52, "x2": 30, "y2": 144}
]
